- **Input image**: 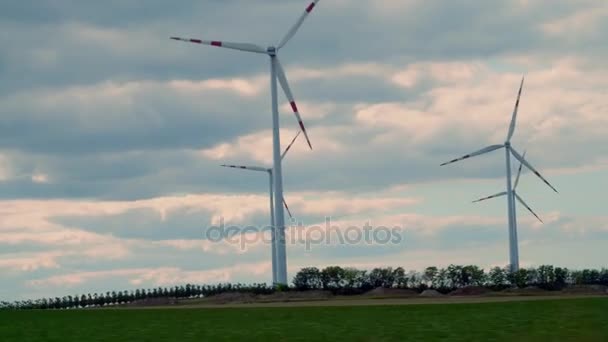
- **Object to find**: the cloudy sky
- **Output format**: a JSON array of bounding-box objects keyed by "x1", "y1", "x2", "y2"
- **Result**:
[{"x1": 1, "y1": 0, "x2": 607, "y2": 300}]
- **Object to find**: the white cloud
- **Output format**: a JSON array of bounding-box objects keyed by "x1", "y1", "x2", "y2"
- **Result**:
[
  {"x1": 28, "y1": 262, "x2": 271, "y2": 288},
  {"x1": 0, "y1": 252, "x2": 61, "y2": 272},
  {"x1": 0, "y1": 154, "x2": 13, "y2": 181},
  {"x1": 31, "y1": 173, "x2": 49, "y2": 184},
  {"x1": 200, "y1": 127, "x2": 343, "y2": 165},
  {"x1": 542, "y1": 3, "x2": 608, "y2": 36}
]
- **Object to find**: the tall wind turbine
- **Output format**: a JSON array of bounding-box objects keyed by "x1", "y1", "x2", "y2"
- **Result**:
[
  {"x1": 171, "y1": 1, "x2": 321, "y2": 284},
  {"x1": 440, "y1": 77, "x2": 558, "y2": 272},
  {"x1": 220, "y1": 132, "x2": 300, "y2": 285}
]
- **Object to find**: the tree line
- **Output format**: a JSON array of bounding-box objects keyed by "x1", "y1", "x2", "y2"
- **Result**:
[
  {"x1": 292, "y1": 265, "x2": 608, "y2": 293},
  {"x1": 0, "y1": 283, "x2": 272, "y2": 311},
  {"x1": 2, "y1": 265, "x2": 607, "y2": 310}
]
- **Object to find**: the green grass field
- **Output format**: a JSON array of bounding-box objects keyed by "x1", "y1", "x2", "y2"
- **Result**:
[{"x1": 1, "y1": 297, "x2": 607, "y2": 341}]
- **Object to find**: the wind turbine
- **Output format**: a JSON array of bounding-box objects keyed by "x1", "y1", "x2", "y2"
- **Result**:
[
  {"x1": 171, "y1": 1, "x2": 321, "y2": 284},
  {"x1": 440, "y1": 77, "x2": 558, "y2": 272},
  {"x1": 220, "y1": 132, "x2": 300, "y2": 285}
]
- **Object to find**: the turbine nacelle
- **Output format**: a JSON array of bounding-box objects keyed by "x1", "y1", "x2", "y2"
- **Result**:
[{"x1": 267, "y1": 46, "x2": 277, "y2": 56}]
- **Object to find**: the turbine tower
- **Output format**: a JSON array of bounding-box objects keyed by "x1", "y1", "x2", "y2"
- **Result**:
[
  {"x1": 440, "y1": 78, "x2": 558, "y2": 272},
  {"x1": 220, "y1": 132, "x2": 300, "y2": 285},
  {"x1": 171, "y1": 1, "x2": 321, "y2": 285}
]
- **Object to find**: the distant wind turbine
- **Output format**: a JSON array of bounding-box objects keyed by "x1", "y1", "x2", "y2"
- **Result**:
[
  {"x1": 440, "y1": 77, "x2": 558, "y2": 272},
  {"x1": 221, "y1": 131, "x2": 300, "y2": 285},
  {"x1": 171, "y1": 1, "x2": 322, "y2": 285}
]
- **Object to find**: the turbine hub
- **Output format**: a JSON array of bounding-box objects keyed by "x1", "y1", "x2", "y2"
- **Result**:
[
  {"x1": 267, "y1": 46, "x2": 277, "y2": 56},
  {"x1": 505, "y1": 141, "x2": 511, "y2": 147}
]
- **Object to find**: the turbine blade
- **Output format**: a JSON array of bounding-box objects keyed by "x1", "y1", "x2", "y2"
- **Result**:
[
  {"x1": 170, "y1": 37, "x2": 266, "y2": 54},
  {"x1": 281, "y1": 131, "x2": 302, "y2": 160},
  {"x1": 510, "y1": 148, "x2": 558, "y2": 193},
  {"x1": 440, "y1": 144, "x2": 504, "y2": 166},
  {"x1": 506, "y1": 76, "x2": 525, "y2": 142},
  {"x1": 515, "y1": 192, "x2": 543, "y2": 223},
  {"x1": 513, "y1": 150, "x2": 527, "y2": 190},
  {"x1": 278, "y1": 1, "x2": 321, "y2": 49},
  {"x1": 220, "y1": 164, "x2": 268, "y2": 172},
  {"x1": 275, "y1": 58, "x2": 313, "y2": 149},
  {"x1": 472, "y1": 191, "x2": 507, "y2": 203},
  {"x1": 283, "y1": 198, "x2": 293, "y2": 219}
]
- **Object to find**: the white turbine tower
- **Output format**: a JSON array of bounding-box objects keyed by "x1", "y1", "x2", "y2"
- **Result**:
[
  {"x1": 220, "y1": 132, "x2": 300, "y2": 285},
  {"x1": 171, "y1": 1, "x2": 321, "y2": 285},
  {"x1": 440, "y1": 77, "x2": 558, "y2": 272}
]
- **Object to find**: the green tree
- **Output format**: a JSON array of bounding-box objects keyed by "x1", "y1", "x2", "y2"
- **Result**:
[
  {"x1": 554, "y1": 267, "x2": 569, "y2": 289},
  {"x1": 582, "y1": 269, "x2": 600, "y2": 284},
  {"x1": 434, "y1": 268, "x2": 450, "y2": 290},
  {"x1": 488, "y1": 267, "x2": 507, "y2": 288},
  {"x1": 423, "y1": 266, "x2": 438, "y2": 288},
  {"x1": 321, "y1": 266, "x2": 346, "y2": 291},
  {"x1": 368, "y1": 267, "x2": 395, "y2": 288},
  {"x1": 599, "y1": 268, "x2": 608, "y2": 286},
  {"x1": 342, "y1": 267, "x2": 366, "y2": 290},
  {"x1": 73, "y1": 295, "x2": 80, "y2": 308},
  {"x1": 537, "y1": 265, "x2": 556, "y2": 289},
  {"x1": 393, "y1": 267, "x2": 407, "y2": 289},
  {"x1": 80, "y1": 294, "x2": 87, "y2": 307},
  {"x1": 293, "y1": 267, "x2": 323, "y2": 290},
  {"x1": 446, "y1": 265, "x2": 463, "y2": 288},
  {"x1": 508, "y1": 269, "x2": 529, "y2": 288},
  {"x1": 407, "y1": 271, "x2": 423, "y2": 289},
  {"x1": 462, "y1": 265, "x2": 485, "y2": 286},
  {"x1": 526, "y1": 267, "x2": 539, "y2": 286}
]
